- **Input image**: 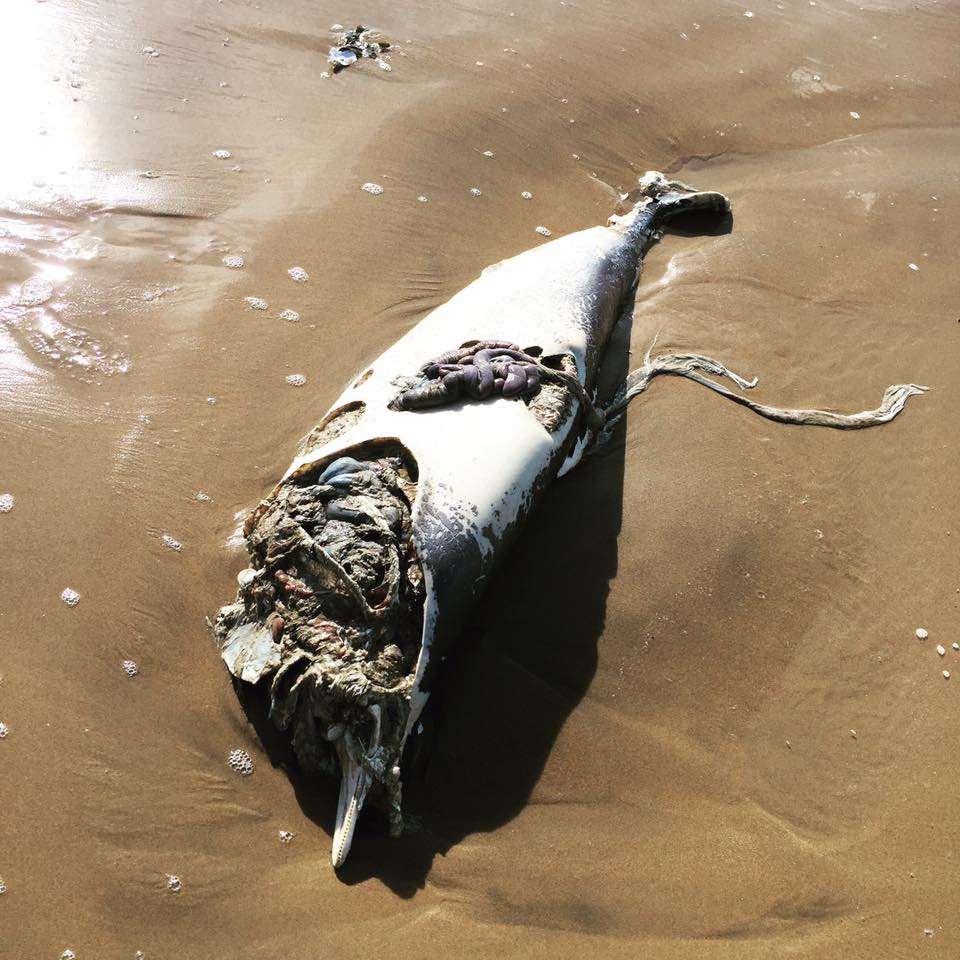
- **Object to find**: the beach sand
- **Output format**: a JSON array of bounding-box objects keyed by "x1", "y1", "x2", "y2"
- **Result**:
[{"x1": 1, "y1": 1, "x2": 958, "y2": 956}]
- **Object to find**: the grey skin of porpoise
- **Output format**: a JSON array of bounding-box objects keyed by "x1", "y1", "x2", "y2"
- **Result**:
[{"x1": 216, "y1": 172, "x2": 925, "y2": 868}]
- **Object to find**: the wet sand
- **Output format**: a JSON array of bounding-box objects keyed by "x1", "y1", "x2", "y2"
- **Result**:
[{"x1": 2, "y1": 0, "x2": 959, "y2": 956}]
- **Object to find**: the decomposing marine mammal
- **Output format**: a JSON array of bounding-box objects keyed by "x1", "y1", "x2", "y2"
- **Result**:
[{"x1": 215, "y1": 172, "x2": 924, "y2": 867}]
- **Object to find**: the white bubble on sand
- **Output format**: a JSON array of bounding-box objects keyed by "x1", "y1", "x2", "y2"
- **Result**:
[
  {"x1": 0, "y1": 722, "x2": 8, "y2": 739},
  {"x1": 535, "y1": 225, "x2": 552, "y2": 237},
  {"x1": 141, "y1": 46, "x2": 159, "y2": 58},
  {"x1": 361, "y1": 182, "x2": 384, "y2": 195},
  {"x1": 222, "y1": 255, "x2": 244, "y2": 269},
  {"x1": 61, "y1": 951, "x2": 76, "y2": 960},
  {"x1": 849, "y1": 111, "x2": 861, "y2": 120},
  {"x1": 279, "y1": 830, "x2": 295, "y2": 843},
  {"x1": 744, "y1": 10, "x2": 754, "y2": 17},
  {"x1": 244, "y1": 296, "x2": 268, "y2": 311},
  {"x1": 195, "y1": 491, "x2": 212, "y2": 502},
  {"x1": 908, "y1": 262, "x2": 919, "y2": 271},
  {"x1": 287, "y1": 266, "x2": 309, "y2": 282},
  {"x1": 212, "y1": 148, "x2": 232, "y2": 159},
  {"x1": 417, "y1": 195, "x2": 429, "y2": 203},
  {"x1": 18, "y1": 276, "x2": 54, "y2": 306},
  {"x1": 161, "y1": 534, "x2": 183, "y2": 552},
  {"x1": 228, "y1": 748, "x2": 254, "y2": 776},
  {"x1": 0, "y1": 877, "x2": 6, "y2": 893},
  {"x1": 278, "y1": 309, "x2": 300, "y2": 322},
  {"x1": 166, "y1": 874, "x2": 182, "y2": 892},
  {"x1": 0, "y1": 493, "x2": 14, "y2": 513},
  {"x1": 470, "y1": 187, "x2": 482, "y2": 197},
  {"x1": 286, "y1": 373, "x2": 307, "y2": 387},
  {"x1": 122, "y1": 660, "x2": 139, "y2": 678},
  {"x1": 916, "y1": 627, "x2": 929, "y2": 639},
  {"x1": 482, "y1": 149, "x2": 495, "y2": 158},
  {"x1": 521, "y1": 190, "x2": 533, "y2": 200},
  {"x1": 206, "y1": 396, "x2": 217, "y2": 405},
  {"x1": 61, "y1": 587, "x2": 80, "y2": 606},
  {"x1": 377, "y1": 59, "x2": 391, "y2": 71}
]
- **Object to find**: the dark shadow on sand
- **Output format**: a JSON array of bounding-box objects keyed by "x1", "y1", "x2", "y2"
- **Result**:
[{"x1": 236, "y1": 209, "x2": 732, "y2": 897}]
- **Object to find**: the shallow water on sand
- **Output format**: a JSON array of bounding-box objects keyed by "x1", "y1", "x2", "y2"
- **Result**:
[{"x1": 1, "y1": 1, "x2": 958, "y2": 957}]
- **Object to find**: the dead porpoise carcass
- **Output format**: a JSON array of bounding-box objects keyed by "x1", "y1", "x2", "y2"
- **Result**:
[{"x1": 215, "y1": 172, "x2": 924, "y2": 867}]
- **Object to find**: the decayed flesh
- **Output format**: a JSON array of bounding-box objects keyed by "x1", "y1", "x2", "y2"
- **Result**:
[{"x1": 216, "y1": 452, "x2": 423, "y2": 865}]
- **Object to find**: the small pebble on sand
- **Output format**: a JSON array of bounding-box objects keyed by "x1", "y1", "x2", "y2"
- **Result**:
[
  {"x1": 936, "y1": 644, "x2": 946, "y2": 656},
  {"x1": 287, "y1": 266, "x2": 309, "y2": 282},
  {"x1": 908, "y1": 262, "x2": 919, "y2": 271},
  {"x1": 535, "y1": 225, "x2": 552, "y2": 237},
  {"x1": 286, "y1": 373, "x2": 307, "y2": 387},
  {"x1": 166, "y1": 874, "x2": 182, "y2": 892},
  {"x1": 0, "y1": 493, "x2": 14, "y2": 513},
  {"x1": 161, "y1": 534, "x2": 183, "y2": 552},
  {"x1": 952, "y1": 642, "x2": 959, "y2": 651},
  {"x1": 212, "y1": 148, "x2": 232, "y2": 159},
  {"x1": 916, "y1": 627, "x2": 928, "y2": 640},
  {"x1": 61, "y1": 587, "x2": 81, "y2": 606},
  {"x1": 122, "y1": 660, "x2": 139, "y2": 678},
  {"x1": 222, "y1": 255, "x2": 244, "y2": 269},
  {"x1": 943, "y1": 670, "x2": 951, "y2": 680},
  {"x1": 244, "y1": 296, "x2": 268, "y2": 311},
  {"x1": 849, "y1": 111, "x2": 861, "y2": 120},
  {"x1": 849, "y1": 729, "x2": 857, "y2": 739},
  {"x1": 361, "y1": 182, "x2": 383, "y2": 195}
]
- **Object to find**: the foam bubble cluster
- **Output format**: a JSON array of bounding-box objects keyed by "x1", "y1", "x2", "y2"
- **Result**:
[
  {"x1": 278, "y1": 309, "x2": 300, "y2": 322},
  {"x1": 121, "y1": 660, "x2": 139, "y2": 678},
  {"x1": 470, "y1": 187, "x2": 482, "y2": 197},
  {"x1": 279, "y1": 830, "x2": 295, "y2": 843},
  {"x1": 227, "y1": 748, "x2": 254, "y2": 776},
  {"x1": 535, "y1": 225, "x2": 552, "y2": 237},
  {"x1": 286, "y1": 373, "x2": 307, "y2": 387},
  {"x1": 223, "y1": 255, "x2": 244, "y2": 269},
  {"x1": 287, "y1": 266, "x2": 309, "y2": 282},
  {"x1": 61, "y1": 587, "x2": 80, "y2": 606},
  {"x1": 161, "y1": 534, "x2": 183, "y2": 552},
  {"x1": 361, "y1": 182, "x2": 384, "y2": 195},
  {"x1": 0, "y1": 722, "x2": 8, "y2": 739},
  {"x1": 212, "y1": 149, "x2": 232, "y2": 159},
  {"x1": 244, "y1": 297, "x2": 268, "y2": 311},
  {"x1": 166, "y1": 874, "x2": 182, "y2": 892},
  {"x1": 18, "y1": 277, "x2": 54, "y2": 306},
  {"x1": 0, "y1": 493, "x2": 13, "y2": 513}
]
